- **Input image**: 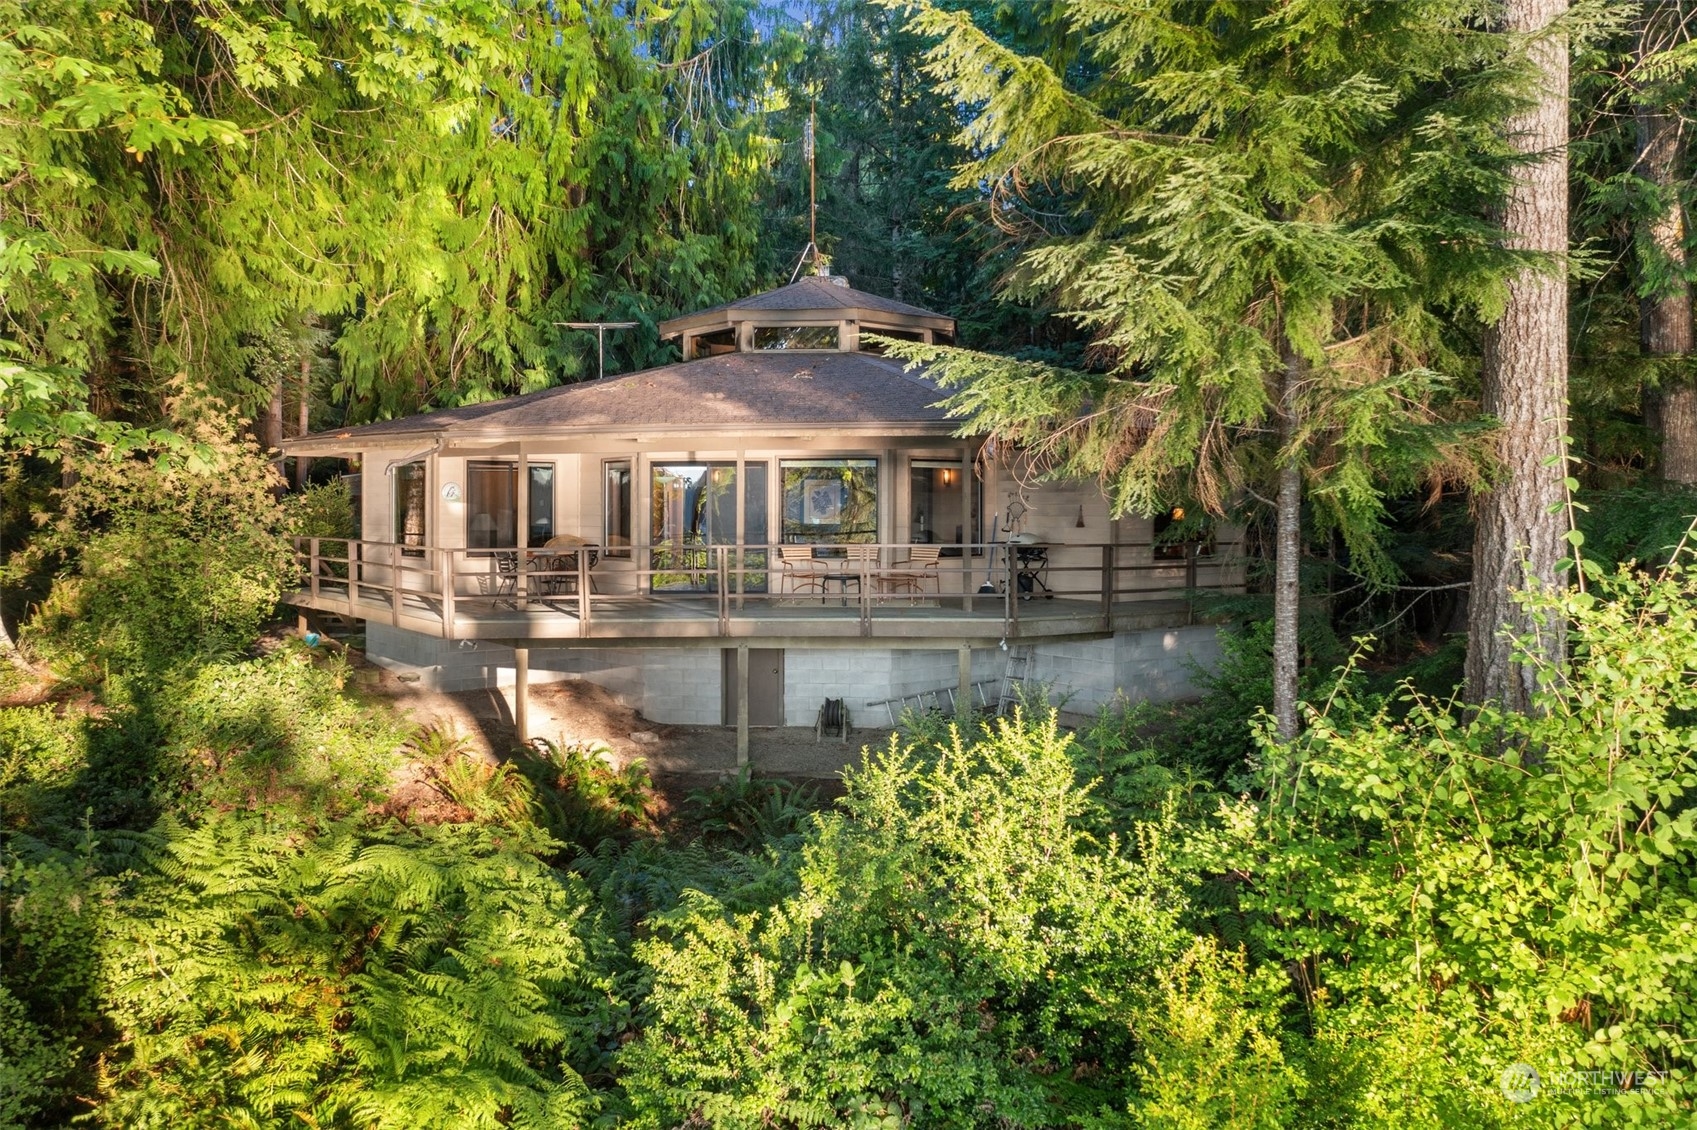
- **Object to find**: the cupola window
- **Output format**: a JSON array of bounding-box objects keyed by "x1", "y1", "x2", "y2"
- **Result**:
[{"x1": 754, "y1": 325, "x2": 839, "y2": 350}]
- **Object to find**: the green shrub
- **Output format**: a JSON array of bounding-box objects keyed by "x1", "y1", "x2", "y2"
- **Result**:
[
  {"x1": 0, "y1": 847, "x2": 117, "y2": 1128},
  {"x1": 1227, "y1": 565, "x2": 1697, "y2": 1124},
  {"x1": 619, "y1": 713, "x2": 1190, "y2": 1127},
  {"x1": 170, "y1": 647, "x2": 404, "y2": 824},
  {"x1": 1130, "y1": 939, "x2": 1301, "y2": 1129},
  {"x1": 96, "y1": 816, "x2": 605, "y2": 1129},
  {"x1": 24, "y1": 387, "x2": 294, "y2": 679}
]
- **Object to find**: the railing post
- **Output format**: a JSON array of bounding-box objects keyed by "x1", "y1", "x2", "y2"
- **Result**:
[
  {"x1": 1100, "y1": 543, "x2": 1113, "y2": 631},
  {"x1": 1006, "y1": 545, "x2": 1020, "y2": 638},
  {"x1": 390, "y1": 549, "x2": 401, "y2": 628},
  {"x1": 578, "y1": 547, "x2": 591, "y2": 626},
  {"x1": 717, "y1": 546, "x2": 729, "y2": 635},
  {"x1": 441, "y1": 548, "x2": 455, "y2": 639},
  {"x1": 961, "y1": 546, "x2": 974, "y2": 613},
  {"x1": 1186, "y1": 545, "x2": 1198, "y2": 625},
  {"x1": 859, "y1": 548, "x2": 872, "y2": 637},
  {"x1": 309, "y1": 537, "x2": 321, "y2": 601},
  {"x1": 515, "y1": 549, "x2": 529, "y2": 609}
]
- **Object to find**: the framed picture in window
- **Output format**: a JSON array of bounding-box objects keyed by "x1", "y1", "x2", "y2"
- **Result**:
[{"x1": 803, "y1": 478, "x2": 842, "y2": 525}]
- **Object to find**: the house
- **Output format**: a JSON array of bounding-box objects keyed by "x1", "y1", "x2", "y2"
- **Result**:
[{"x1": 282, "y1": 273, "x2": 1243, "y2": 756}]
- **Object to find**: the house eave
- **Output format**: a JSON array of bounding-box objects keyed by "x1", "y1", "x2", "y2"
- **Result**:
[{"x1": 282, "y1": 419, "x2": 971, "y2": 457}]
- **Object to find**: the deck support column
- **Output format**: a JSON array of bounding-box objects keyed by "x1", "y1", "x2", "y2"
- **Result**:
[
  {"x1": 957, "y1": 644, "x2": 973, "y2": 721},
  {"x1": 735, "y1": 643, "x2": 750, "y2": 766},
  {"x1": 514, "y1": 647, "x2": 530, "y2": 746},
  {"x1": 960, "y1": 442, "x2": 975, "y2": 612}
]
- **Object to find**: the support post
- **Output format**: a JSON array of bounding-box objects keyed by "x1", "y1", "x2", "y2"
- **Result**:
[
  {"x1": 957, "y1": 644, "x2": 973, "y2": 721},
  {"x1": 1100, "y1": 544, "x2": 1113, "y2": 631},
  {"x1": 441, "y1": 547, "x2": 456, "y2": 639},
  {"x1": 516, "y1": 451, "x2": 531, "y2": 606},
  {"x1": 736, "y1": 643, "x2": 750, "y2": 765},
  {"x1": 960, "y1": 442, "x2": 975, "y2": 613},
  {"x1": 514, "y1": 647, "x2": 530, "y2": 746}
]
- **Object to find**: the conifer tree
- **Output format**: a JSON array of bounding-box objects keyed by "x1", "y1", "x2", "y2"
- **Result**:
[
  {"x1": 1465, "y1": 0, "x2": 1571, "y2": 711},
  {"x1": 884, "y1": 0, "x2": 1514, "y2": 739}
]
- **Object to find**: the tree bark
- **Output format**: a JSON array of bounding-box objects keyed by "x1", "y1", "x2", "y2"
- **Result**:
[
  {"x1": 1465, "y1": 0, "x2": 1569, "y2": 711},
  {"x1": 1637, "y1": 15, "x2": 1697, "y2": 484},
  {"x1": 295, "y1": 352, "x2": 312, "y2": 489},
  {"x1": 263, "y1": 374, "x2": 285, "y2": 468},
  {"x1": 1273, "y1": 342, "x2": 1303, "y2": 742}
]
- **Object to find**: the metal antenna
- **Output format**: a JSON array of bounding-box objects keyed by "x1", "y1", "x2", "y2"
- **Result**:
[
  {"x1": 806, "y1": 101, "x2": 818, "y2": 273},
  {"x1": 555, "y1": 321, "x2": 638, "y2": 380}
]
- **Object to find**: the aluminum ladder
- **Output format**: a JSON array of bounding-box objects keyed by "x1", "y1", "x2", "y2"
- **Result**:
[{"x1": 996, "y1": 645, "x2": 1037, "y2": 716}]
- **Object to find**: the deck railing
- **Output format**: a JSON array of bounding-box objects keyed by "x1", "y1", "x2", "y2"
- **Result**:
[{"x1": 290, "y1": 537, "x2": 1246, "y2": 638}]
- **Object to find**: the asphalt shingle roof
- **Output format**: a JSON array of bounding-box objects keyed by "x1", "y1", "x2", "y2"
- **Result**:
[
  {"x1": 663, "y1": 275, "x2": 949, "y2": 325},
  {"x1": 290, "y1": 351, "x2": 956, "y2": 451}
]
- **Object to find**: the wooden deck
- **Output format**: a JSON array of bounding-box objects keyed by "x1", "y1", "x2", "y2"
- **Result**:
[
  {"x1": 287, "y1": 537, "x2": 1239, "y2": 647},
  {"x1": 289, "y1": 580, "x2": 1208, "y2": 646}
]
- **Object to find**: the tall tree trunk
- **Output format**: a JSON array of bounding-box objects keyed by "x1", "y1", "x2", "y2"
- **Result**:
[
  {"x1": 294, "y1": 352, "x2": 312, "y2": 489},
  {"x1": 1273, "y1": 342, "x2": 1303, "y2": 742},
  {"x1": 1637, "y1": 14, "x2": 1697, "y2": 484},
  {"x1": 1465, "y1": 0, "x2": 1570, "y2": 711},
  {"x1": 263, "y1": 375, "x2": 285, "y2": 472}
]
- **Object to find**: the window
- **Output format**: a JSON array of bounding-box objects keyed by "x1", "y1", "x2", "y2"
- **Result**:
[
  {"x1": 467, "y1": 461, "x2": 554, "y2": 549},
  {"x1": 394, "y1": 461, "x2": 427, "y2": 556},
  {"x1": 605, "y1": 460, "x2": 632, "y2": 556},
  {"x1": 689, "y1": 328, "x2": 737, "y2": 359},
  {"x1": 859, "y1": 327, "x2": 925, "y2": 356},
  {"x1": 754, "y1": 325, "x2": 839, "y2": 350},
  {"x1": 909, "y1": 459, "x2": 981, "y2": 554},
  {"x1": 781, "y1": 458, "x2": 877, "y2": 546}
]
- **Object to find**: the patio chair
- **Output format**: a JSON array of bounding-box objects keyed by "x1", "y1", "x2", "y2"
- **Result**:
[
  {"x1": 881, "y1": 545, "x2": 942, "y2": 600},
  {"x1": 778, "y1": 545, "x2": 826, "y2": 594},
  {"x1": 475, "y1": 552, "x2": 518, "y2": 606}
]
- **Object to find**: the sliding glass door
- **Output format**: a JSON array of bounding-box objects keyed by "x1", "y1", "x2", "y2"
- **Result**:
[{"x1": 650, "y1": 463, "x2": 769, "y2": 592}]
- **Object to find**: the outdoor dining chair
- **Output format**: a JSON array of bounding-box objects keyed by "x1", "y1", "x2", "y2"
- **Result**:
[{"x1": 778, "y1": 545, "x2": 826, "y2": 594}]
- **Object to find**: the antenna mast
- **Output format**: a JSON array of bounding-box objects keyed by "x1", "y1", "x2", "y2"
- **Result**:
[
  {"x1": 790, "y1": 100, "x2": 825, "y2": 283},
  {"x1": 806, "y1": 101, "x2": 819, "y2": 273}
]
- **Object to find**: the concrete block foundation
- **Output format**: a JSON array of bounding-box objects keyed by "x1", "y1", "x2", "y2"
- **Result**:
[{"x1": 363, "y1": 623, "x2": 1224, "y2": 728}]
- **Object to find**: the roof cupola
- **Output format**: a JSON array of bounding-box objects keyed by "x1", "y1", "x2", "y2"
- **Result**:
[{"x1": 658, "y1": 275, "x2": 956, "y2": 360}]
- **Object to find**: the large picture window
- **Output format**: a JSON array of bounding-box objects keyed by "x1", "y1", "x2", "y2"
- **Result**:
[
  {"x1": 394, "y1": 461, "x2": 426, "y2": 556},
  {"x1": 467, "y1": 461, "x2": 554, "y2": 549},
  {"x1": 781, "y1": 458, "x2": 877, "y2": 545}
]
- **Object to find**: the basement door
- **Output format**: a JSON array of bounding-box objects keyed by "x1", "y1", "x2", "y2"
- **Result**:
[{"x1": 722, "y1": 648, "x2": 784, "y2": 727}]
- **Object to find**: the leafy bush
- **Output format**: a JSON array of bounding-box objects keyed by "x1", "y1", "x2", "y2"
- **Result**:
[
  {"x1": 171, "y1": 647, "x2": 404, "y2": 823},
  {"x1": 619, "y1": 714, "x2": 1190, "y2": 1127},
  {"x1": 286, "y1": 477, "x2": 356, "y2": 542},
  {"x1": 1226, "y1": 565, "x2": 1697, "y2": 1124},
  {"x1": 24, "y1": 386, "x2": 294, "y2": 679},
  {"x1": 0, "y1": 848, "x2": 115, "y2": 1129}
]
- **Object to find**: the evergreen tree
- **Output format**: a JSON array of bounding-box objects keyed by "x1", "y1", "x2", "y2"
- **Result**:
[
  {"x1": 1464, "y1": 0, "x2": 1574, "y2": 713},
  {"x1": 0, "y1": 0, "x2": 771, "y2": 448},
  {"x1": 883, "y1": 0, "x2": 1514, "y2": 739}
]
